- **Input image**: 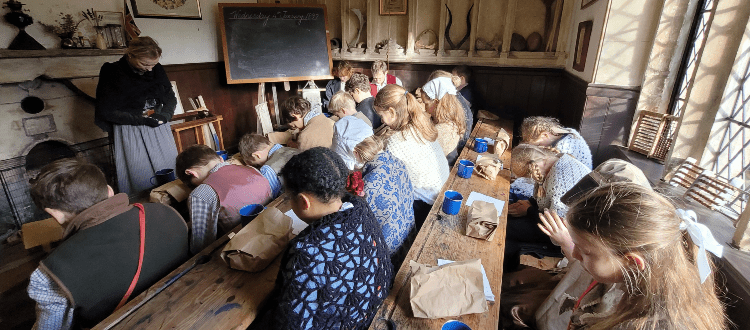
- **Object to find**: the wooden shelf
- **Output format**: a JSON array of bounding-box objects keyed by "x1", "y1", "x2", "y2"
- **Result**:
[
  {"x1": 329, "y1": 0, "x2": 573, "y2": 68},
  {"x1": 0, "y1": 49, "x2": 126, "y2": 59},
  {"x1": 0, "y1": 49, "x2": 125, "y2": 84}
]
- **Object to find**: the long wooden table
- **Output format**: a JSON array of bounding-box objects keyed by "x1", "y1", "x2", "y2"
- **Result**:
[
  {"x1": 93, "y1": 194, "x2": 292, "y2": 330},
  {"x1": 96, "y1": 119, "x2": 511, "y2": 330},
  {"x1": 370, "y1": 119, "x2": 513, "y2": 330}
]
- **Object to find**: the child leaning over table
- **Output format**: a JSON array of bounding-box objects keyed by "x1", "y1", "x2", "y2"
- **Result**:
[
  {"x1": 251, "y1": 147, "x2": 392, "y2": 330},
  {"x1": 373, "y1": 84, "x2": 449, "y2": 228},
  {"x1": 330, "y1": 91, "x2": 374, "y2": 170},
  {"x1": 238, "y1": 133, "x2": 300, "y2": 198},
  {"x1": 281, "y1": 95, "x2": 335, "y2": 151},
  {"x1": 322, "y1": 61, "x2": 353, "y2": 112},
  {"x1": 329, "y1": 90, "x2": 372, "y2": 127},
  {"x1": 370, "y1": 60, "x2": 403, "y2": 96},
  {"x1": 346, "y1": 72, "x2": 382, "y2": 129},
  {"x1": 27, "y1": 158, "x2": 189, "y2": 330},
  {"x1": 354, "y1": 135, "x2": 416, "y2": 269},
  {"x1": 176, "y1": 145, "x2": 272, "y2": 255}
]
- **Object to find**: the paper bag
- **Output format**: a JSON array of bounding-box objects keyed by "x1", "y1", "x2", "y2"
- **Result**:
[
  {"x1": 22, "y1": 217, "x2": 63, "y2": 250},
  {"x1": 220, "y1": 207, "x2": 294, "y2": 272},
  {"x1": 149, "y1": 179, "x2": 191, "y2": 205},
  {"x1": 475, "y1": 156, "x2": 503, "y2": 181},
  {"x1": 267, "y1": 130, "x2": 294, "y2": 145},
  {"x1": 466, "y1": 201, "x2": 499, "y2": 241},
  {"x1": 410, "y1": 259, "x2": 488, "y2": 318},
  {"x1": 494, "y1": 128, "x2": 510, "y2": 156}
]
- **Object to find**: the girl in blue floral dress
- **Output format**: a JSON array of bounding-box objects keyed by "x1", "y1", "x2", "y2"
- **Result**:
[{"x1": 355, "y1": 135, "x2": 416, "y2": 267}]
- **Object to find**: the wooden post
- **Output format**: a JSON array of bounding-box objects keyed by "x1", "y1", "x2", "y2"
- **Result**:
[{"x1": 732, "y1": 205, "x2": 750, "y2": 251}]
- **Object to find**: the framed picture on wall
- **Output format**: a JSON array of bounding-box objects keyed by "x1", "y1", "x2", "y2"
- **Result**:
[
  {"x1": 572, "y1": 20, "x2": 593, "y2": 72},
  {"x1": 581, "y1": 0, "x2": 600, "y2": 9},
  {"x1": 380, "y1": 0, "x2": 407, "y2": 15},
  {"x1": 130, "y1": 0, "x2": 202, "y2": 20}
]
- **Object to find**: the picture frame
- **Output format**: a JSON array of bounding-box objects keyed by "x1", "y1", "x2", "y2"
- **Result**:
[
  {"x1": 380, "y1": 0, "x2": 407, "y2": 15},
  {"x1": 572, "y1": 20, "x2": 593, "y2": 72},
  {"x1": 581, "y1": 0, "x2": 600, "y2": 9},
  {"x1": 130, "y1": 0, "x2": 202, "y2": 20}
]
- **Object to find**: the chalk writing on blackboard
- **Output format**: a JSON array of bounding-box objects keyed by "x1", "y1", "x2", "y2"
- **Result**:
[{"x1": 228, "y1": 10, "x2": 320, "y2": 26}]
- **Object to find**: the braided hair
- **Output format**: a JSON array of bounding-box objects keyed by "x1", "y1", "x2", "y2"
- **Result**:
[{"x1": 280, "y1": 147, "x2": 349, "y2": 203}]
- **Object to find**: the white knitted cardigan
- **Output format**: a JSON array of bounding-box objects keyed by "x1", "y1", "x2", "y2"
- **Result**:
[
  {"x1": 538, "y1": 154, "x2": 591, "y2": 217},
  {"x1": 554, "y1": 129, "x2": 593, "y2": 170},
  {"x1": 385, "y1": 127, "x2": 450, "y2": 204}
]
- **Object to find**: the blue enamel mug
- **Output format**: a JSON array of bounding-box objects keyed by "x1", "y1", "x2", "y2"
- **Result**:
[
  {"x1": 474, "y1": 138, "x2": 488, "y2": 153},
  {"x1": 240, "y1": 204, "x2": 266, "y2": 226},
  {"x1": 150, "y1": 168, "x2": 176, "y2": 187},
  {"x1": 457, "y1": 160, "x2": 475, "y2": 179},
  {"x1": 441, "y1": 190, "x2": 464, "y2": 215},
  {"x1": 442, "y1": 320, "x2": 471, "y2": 330}
]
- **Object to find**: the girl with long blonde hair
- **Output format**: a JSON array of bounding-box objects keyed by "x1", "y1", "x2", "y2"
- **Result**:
[
  {"x1": 561, "y1": 183, "x2": 726, "y2": 330},
  {"x1": 521, "y1": 116, "x2": 592, "y2": 169},
  {"x1": 504, "y1": 144, "x2": 590, "y2": 271},
  {"x1": 421, "y1": 76, "x2": 466, "y2": 164},
  {"x1": 374, "y1": 84, "x2": 449, "y2": 225}
]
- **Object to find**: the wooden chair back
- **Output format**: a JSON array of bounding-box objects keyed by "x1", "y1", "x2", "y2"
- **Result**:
[
  {"x1": 628, "y1": 110, "x2": 678, "y2": 162},
  {"x1": 684, "y1": 170, "x2": 741, "y2": 211},
  {"x1": 668, "y1": 157, "x2": 704, "y2": 189}
]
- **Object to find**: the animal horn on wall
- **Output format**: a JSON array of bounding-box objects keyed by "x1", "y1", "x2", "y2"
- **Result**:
[{"x1": 444, "y1": 3, "x2": 474, "y2": 50}]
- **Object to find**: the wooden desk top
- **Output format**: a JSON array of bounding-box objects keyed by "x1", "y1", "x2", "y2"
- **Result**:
[
  {"x1": 94, "y1": 194, "x2": 291, "y2": 330},
  {"x1": 370, "y1": 119, "x2": 513, "y2": 330}
]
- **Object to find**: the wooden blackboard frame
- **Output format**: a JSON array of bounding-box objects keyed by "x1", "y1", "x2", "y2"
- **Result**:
[{"x1": 218, "y1": 3, "x2": 334, "y2": 84}]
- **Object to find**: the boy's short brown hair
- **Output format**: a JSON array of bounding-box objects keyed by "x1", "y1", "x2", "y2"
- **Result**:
[
  {"x1": 280, "y1": 96, "x2": 312, "y2": 123},
  {"x1": 329, "y1": 91, "x2": 356, "y2": 114},
  {"x1": 175, "y1": 145, "x2": 221, "y2": 185},
  {"x1": 452, "y1": 65, "x2": 471, "y2": 80},
  {"x1": 30, "y1": 158, "x2": 109, "y2": 215},
  {"x1": 239, "y1": 133, "x2": 272, "y2": 163},
  {"x1": 345, "y1": 73, "x2": 370, "y2": 93},
  {"x1": 371, "y1": 60, "x2": 388, "y2": 74}
]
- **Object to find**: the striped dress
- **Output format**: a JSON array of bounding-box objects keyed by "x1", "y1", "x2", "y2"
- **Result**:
[{"x1": 113, "y1": 124, "x2": 178, "y2": 195}]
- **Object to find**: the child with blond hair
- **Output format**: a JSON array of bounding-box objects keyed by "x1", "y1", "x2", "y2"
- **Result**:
[
  {"x1": 329, "y1": 91, "x2": 374, "y2": 170},
  {"x1": 504, "y1": 144, "x2": 590, "y2": 271},
  {"x1": 544, "y1": 183, "x2": 726, "y2": 330},
  {"x1": 521, "y1": 116, "x2": 592, "y2": 169},
  {"x1": 374, "y1": 84, "x2": 449, "y2": 225}
]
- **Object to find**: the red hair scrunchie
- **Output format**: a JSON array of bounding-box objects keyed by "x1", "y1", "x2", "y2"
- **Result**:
[{"x1": 346, "y1": 171, "x2": 365, "y2": 197}]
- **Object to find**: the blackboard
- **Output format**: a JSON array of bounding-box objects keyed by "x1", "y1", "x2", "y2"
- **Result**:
[{"x1": 218, "y1": 4, "x2": 333, "y2": 84}]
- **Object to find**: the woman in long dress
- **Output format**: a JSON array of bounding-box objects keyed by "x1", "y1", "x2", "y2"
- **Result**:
[{"x1": 95, "y1": 36, "x2": 179, "y2": 196}]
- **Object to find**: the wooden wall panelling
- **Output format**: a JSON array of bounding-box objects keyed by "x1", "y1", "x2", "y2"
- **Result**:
[
  {"x1": 541, "y1": 73, "x2": 561, "y2": 116},
  {"x1": 558, "y1": 70, "x2": 589, "y2": 129},
  {"x1": 578, "y1": 84, "x2": 640, "y2": 166}
]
